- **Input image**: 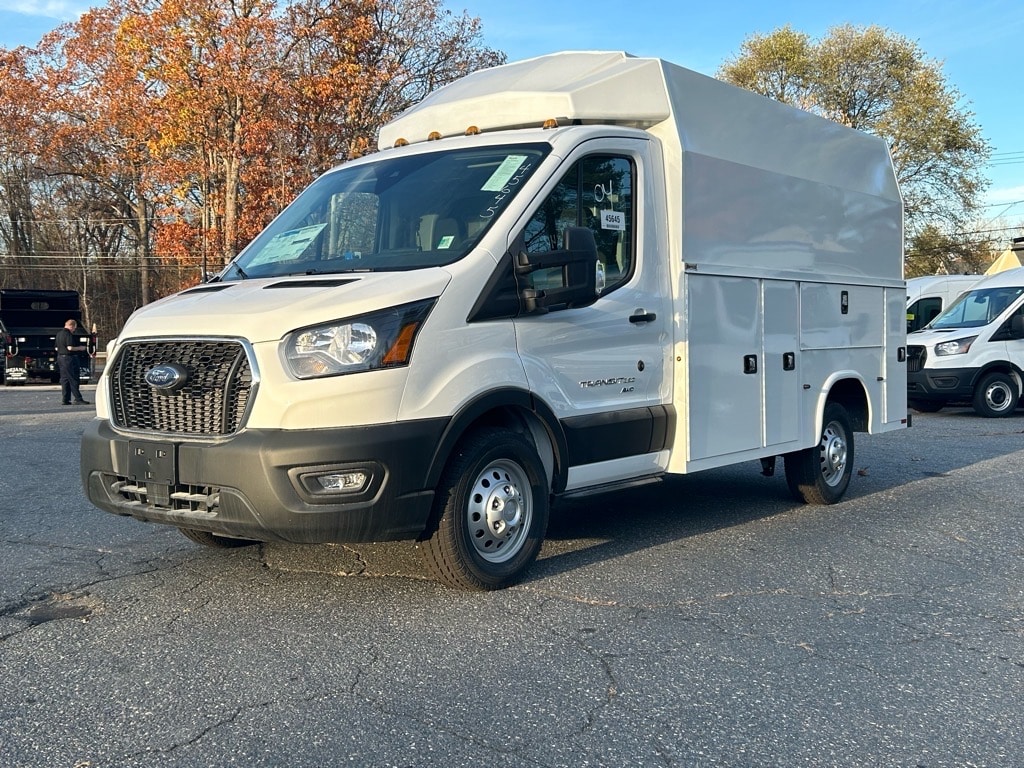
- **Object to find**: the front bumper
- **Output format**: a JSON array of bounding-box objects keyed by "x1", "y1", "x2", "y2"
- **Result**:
[
  {"x1": 907, "y1": 366, "x2": 978, "y2": 402},
  {"x1": 81, "y1": 417, "x2": 449, "y2": 543}
]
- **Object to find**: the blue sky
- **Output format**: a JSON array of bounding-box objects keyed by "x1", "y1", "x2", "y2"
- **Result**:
[{"x1": 2, "y1": 0, "x2": 1021, "y2": 234}]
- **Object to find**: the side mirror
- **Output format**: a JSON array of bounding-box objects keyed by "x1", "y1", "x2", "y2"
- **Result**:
[
  {"x1": 515, "y1": 227, "x2": 598, "y2": 314},
  {"x1": 993, "y1": 313, "x2": 1024, "y2": 341}
]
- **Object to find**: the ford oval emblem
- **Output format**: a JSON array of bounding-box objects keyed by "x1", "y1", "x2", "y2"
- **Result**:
[{"x1": 144, "y1": 363, "x2": 189, "y2": 393}]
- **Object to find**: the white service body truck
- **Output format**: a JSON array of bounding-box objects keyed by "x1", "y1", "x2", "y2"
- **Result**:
[
  {"x1": 81, "y1": 52, "x2": 908, "y2": 589},
  {"x1": 907, "y1": 265, "x2": 1024, "y2": 417}
]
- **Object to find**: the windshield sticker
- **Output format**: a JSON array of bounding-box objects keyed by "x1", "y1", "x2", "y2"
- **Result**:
[
  {"x1": 482, "y1": 155, "x2": 529, "y2": 192},
  {"x1": 436, "y1": 235, "x2": 455, "y2": 250},
  {"x1": 246, "y1": 224, "x2": 327, "y2": 266},
  {"x1": 601, "y1": 210, "x2": 626, "y2": 231},
  {"x1": 479, "y1": 158, "x2": 535, "y2": 220}
]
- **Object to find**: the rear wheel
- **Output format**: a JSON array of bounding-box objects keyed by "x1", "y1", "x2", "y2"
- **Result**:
[
  {"x1": 179, "y1": 528, "x2": 258, "y2": 548},
  {"x1": 784, "y1": 402, "x2": 854, "y2": 505},
  {"x1": 972, "y1": 371, "x2": 1019, "y2": 418},
  {"x1": 420, "y1": 428, "x2": 549, "y2": 591}
]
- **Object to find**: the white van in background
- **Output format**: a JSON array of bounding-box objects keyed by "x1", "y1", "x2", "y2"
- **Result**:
[
  {"x1": 907, "y1": 266, "x2": 1024, "y2": 416},
  {"x1": 906, "y1": 274, "x2": 984, "y2": 333}
]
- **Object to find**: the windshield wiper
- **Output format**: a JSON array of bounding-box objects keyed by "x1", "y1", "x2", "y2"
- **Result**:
[
  {"x1": 304, "y1": 266, "x2": 374, "y2": 275},
  {"x1": 227, "y1": 261, "x2": 249, "y2": 280}
]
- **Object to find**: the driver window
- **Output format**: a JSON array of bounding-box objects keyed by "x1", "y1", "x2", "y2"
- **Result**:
[
  {"x1": 907, "y1": 296, "x2": 941, "y2": 332},
  {"x1": 521, "y1": 155, "x2": 634, "y2": 293}
]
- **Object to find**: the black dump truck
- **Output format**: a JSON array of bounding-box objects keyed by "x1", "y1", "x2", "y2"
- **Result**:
[{"x1": 0, "y1": 289, "x2": 96, "y2": 385}]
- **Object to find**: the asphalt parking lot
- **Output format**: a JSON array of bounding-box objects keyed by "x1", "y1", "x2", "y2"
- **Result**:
[{"x1": 1, "y1": 385, "x2": 1021, "y2": 767}]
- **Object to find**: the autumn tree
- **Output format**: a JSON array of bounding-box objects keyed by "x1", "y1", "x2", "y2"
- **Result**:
[
  {"x1": 719, "y1": 24, "x2": 991, "y2": 271},
  {"x1": 0, "y1": 0, "x2": 504, "y2": 335},
  {"x1": 0, "y1": 47, "x2": 44, "y2": 264},
  {"x1": 905, "y1": 223, "x2": 995, "y2": 277},
  {"x1": 121, "y1": 0, "x2": 283, "y2": 272},
  {"x1": 259, "y1": 0, "x2": 504, "y2": 237},
  {"x1": 29, "y1": 2, "x2": 168, "y2": 310}
]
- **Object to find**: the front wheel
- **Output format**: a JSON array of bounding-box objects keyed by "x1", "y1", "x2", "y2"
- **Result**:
[
  {"x1": 784, "y1": 402, "x2": 854, "y2": 505},
  {"x1": 420, "y1": 429, "x2": 550, "y2": 591},
  {"x1": 972, "y1": 371, "x2": 1019, "y2": 418}
]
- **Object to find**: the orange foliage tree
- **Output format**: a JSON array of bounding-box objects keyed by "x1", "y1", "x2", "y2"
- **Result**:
[
  {"x1": 0, "y1": 0, "x2": 504, "y2": 333},
  {"x1": 31, "y1": 1, "x2": 164, "y2": 304}
]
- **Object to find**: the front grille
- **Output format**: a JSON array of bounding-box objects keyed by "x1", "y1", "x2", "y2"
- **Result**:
[
  {"x1": 110, "y1": 340, "x2": 253, "y2": 435},
  {"x1": 906, "y1": 345, "x2": 926, "y2": 373}
]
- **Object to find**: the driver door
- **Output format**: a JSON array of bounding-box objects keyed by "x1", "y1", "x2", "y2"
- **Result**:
[{"x1": 512, "y1": 138, "x2": 671, "y2": 488}]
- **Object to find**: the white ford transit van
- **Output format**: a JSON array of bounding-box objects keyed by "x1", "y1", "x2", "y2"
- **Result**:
[
  {"x1": 81, "y1": 52, "x2": 907, "y2": 589},
  {"x1": 907, "y1": 265, "x2": 1024, "y2": 417}
]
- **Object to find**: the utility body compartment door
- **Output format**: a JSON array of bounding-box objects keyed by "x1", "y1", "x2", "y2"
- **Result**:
[
  {"x1": 685, "y1": 274, "x2": 801, "y2": 464},
  {"x1": 511, "y1": 138, "x2": 671, "y2": 488},
  {"x1": 884, "y1": 287, "x2": 908, "y2": 426}
]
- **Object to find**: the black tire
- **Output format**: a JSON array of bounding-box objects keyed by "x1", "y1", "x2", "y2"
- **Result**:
[
  {"x1": 971, "y1": 371, "x2": 1019, "y2": 418},
  {"x1": 420, "y1": 429, "x2": 550, "y2": 591},
  {"x1": 784, "y1": 402, "x2": 854, "y2": 505},
  {"x1": 179, "y1": 527, "x2": 258, "y2": 548},
  {"x1": 908, "y1": 398, "x2": 945, "y2": 413}
]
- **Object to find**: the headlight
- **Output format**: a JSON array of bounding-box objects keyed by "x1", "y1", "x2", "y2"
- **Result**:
[
  {"x1": 934, "y1": 336, "x2": 977, "y2": 356},
  {"x1": 284, "y1": 299, "x2": 435, "y2": 379}
]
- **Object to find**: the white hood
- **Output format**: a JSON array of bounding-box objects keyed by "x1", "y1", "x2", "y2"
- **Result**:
[
  {"x1": 907, "y1": 326, "x2": 979, "y2": 347},
  {"x1": 119, "y1": 270, "x2": 452, "y2": 343}
]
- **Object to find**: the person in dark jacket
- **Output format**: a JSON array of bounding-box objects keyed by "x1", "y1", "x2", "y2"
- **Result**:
[{"x1": 55, "y1": 318, "x2": 89, "y2": 405}]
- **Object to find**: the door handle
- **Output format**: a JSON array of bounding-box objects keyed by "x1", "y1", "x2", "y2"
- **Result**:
[{"x1": 629, "y1": 310, "x2": 657, "y2": 324}]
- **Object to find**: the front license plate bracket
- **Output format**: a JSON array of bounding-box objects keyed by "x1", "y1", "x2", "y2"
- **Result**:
[{"x1": 128, "y1": 441, "x2": 177, "y2": 486}]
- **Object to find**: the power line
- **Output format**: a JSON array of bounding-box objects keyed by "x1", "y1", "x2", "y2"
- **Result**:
[
  {"x1": 0, "y1": 217, "x2": 142, "y2": 226},
  {"x1": 986, "y1": 149, "x2": 1024, "y2": 169}
]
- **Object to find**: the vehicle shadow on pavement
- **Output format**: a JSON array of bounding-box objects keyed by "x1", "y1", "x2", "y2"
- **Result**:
[
  {"x1": 531, "y1": 466, "x2": 796, "y2": 581},
  {"x1": 528, "y1": 414, "x2": 1024, "y2": 582}
]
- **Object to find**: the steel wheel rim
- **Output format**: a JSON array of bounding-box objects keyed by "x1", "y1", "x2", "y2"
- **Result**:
[
  {"x1": 466, "y1": 459, "x2": 533, "y2": 563},
  {"x1": 985, "y1": 381, "x2": 1012, "y2": 411},
  {"x1": 818, "y1": 420, "x2": 848, "y2": 487}
]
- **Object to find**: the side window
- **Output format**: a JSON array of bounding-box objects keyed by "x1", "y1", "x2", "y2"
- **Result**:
[
  {"x1": 995, "y1": 301, "x2": 1024, "y2": 340},
  {"x1": 907, "y1": 296, "x2": 942, "y2": 332},
  {"x1": 521, "y1": 155, "x2": 635, "y2": 294}
]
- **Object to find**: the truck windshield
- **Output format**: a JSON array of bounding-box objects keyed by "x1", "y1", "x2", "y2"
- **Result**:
[
  {"x1": 926, "y1": 286, "x2": 1024, "y2": 329},
  {"x1": 227, "y1": 143, "x2": 549, "y2": 279}
]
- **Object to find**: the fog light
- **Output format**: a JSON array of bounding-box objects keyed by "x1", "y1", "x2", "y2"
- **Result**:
[{"x1": 314, "y1": 471, "x2": 368, "y2": 492}]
